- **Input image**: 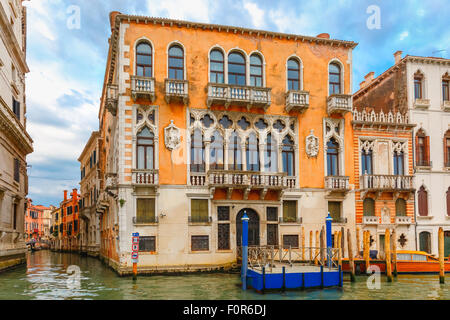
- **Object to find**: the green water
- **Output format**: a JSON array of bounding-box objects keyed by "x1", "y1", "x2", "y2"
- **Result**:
[{"x1": 0, "y1": 250, "x2": 449, "y2": 300}]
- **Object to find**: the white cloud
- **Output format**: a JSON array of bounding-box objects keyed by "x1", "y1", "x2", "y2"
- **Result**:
[
  {"x1": 399, "y1": 31, "x2": 409, "y2": 41},
  {"x1": 244, "y1": 1, "x2": 265, "y2": 29},
  {"x1": 146, "y1": 0, "x2": 210, "y2": 22}
]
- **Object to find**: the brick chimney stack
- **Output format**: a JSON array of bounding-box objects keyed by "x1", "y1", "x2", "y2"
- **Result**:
[
  {"x1": 394, "y1": 50, "x2": 403, "y2": 64},
  {"x1": 364, "y1": 71, "x2": 375, "y2": 83},
  {"x1": 63, "y1": 190, "x2": 67, "y2": 201}
]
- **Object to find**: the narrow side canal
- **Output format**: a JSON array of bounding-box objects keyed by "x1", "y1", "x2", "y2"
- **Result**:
[{"x1": 0, "y1": 250, "x2": 449, "y2": 300}]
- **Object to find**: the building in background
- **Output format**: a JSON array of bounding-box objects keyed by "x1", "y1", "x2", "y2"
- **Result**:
[
  {"x1": 24, "y1": 200, "x2": 51, "y2": 242},
  {"x1": 78, "y1": 131, "x2": 101, "y2": 256},
  {"x1": 50, "y1": 206, "x2": 61, "y2": 250},
  {"x1": 41, "y1": 205, "x2": 54, "y2": 242},
  {"x1": 0, "y1": 0, "x2": 32, "y2": 272},
  {"x1": 59, "y1": 189, "x2": 80, "y2": 251},
  {"x1": 91, "y1": 12, "x2": 357, "y2": 274}
]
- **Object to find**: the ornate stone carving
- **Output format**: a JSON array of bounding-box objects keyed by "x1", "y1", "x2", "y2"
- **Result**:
[
  {"x1": 305, "y1": 129, "x2": 319, "y2": 158},
  {"x1": 164, "y1": 120, "x2": 181, "y2": 151}
]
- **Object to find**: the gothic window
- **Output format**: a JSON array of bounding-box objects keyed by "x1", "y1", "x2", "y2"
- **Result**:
[
  {"x1": 246, "y1": 132, "x2": 259, "y2": 171},
  {"x1": 273, "y1": 119, "x2": 285, "y2": 132},
  {"x1": 228, "y1": 132, "x2": 242, "y2": 170},
  {"x1": 250, "y1": 54, "x2": 263, "y2": 87},
  {"x1": 219, "y1": 115, "x2": 232, "y2": 129},
  {"x1": 210, "y1": 49, "x2": 224, "y2": 83},
  {"x1": 393, "y1": 150, "x2": 404, "y2": 175},
  {"x1": 329, "y1": 63, "x2": 341, "y2": 95},
  {"x1": 326, "y1": 138, "x2": 339, "y2": 176},
  {"x1": 264, "y1": 133, "x2": 278, "y2": 172},
  {"x1": 287, "y1": 58, "x2": 300, "y2": 90},
  {"x1": 228, "y1": 52, "x2": 246, "y2": 85},
  {"x1": 210, "y1": 131, "x2": 224, "y2": 170},
  {"x1": 136, "y1": 42, "x2": 152, "y2": 77},
  {"x1": 168, "y1": 44, "x2": 184, "y2": 80},
  {"x1": 447, "y1": 187, "x2": 450, "y2": 216},
  {"x1": 201, "y1": 114, "x2": 214, "y2": 128},
  {"x1": 255, "y1": 118, "x2": 268, "y2": 130},
  {"x1": 363, "y1": 198, "x2": 375, "y2": 216},
  {"x1": 418, "y1": 186, "x2": 428, "y2": 216},
  {"x1": 282, "y1": 135, "x2": 295, "y2": 176},
  {"x1": 443, "y1": 78, "x2": 449, "y2": 101},
  {"x1": 137, "y1": 127, "x2": 154, "y2": 170},
  {"x1": 361, "y1": 147, "x2": 373, "y2": 174},
  {"x1": 414, "y1": 73, "x2": 423, "y2": 99},
  {"x1": 444, "y1": 130, "x2": 450, "y2": 167},
  {"x1": 416, "y1": 129, "x2": 430, "y2": 166},
  {"x1": 396, "y1": 198, "x2": 407, "y2": 217},
  {"x1": 190, "y1": 129, "x2": 205, "y2": 172},
  {"x1": 237, "y1": 116, "x2": 250, "y2": 130}
]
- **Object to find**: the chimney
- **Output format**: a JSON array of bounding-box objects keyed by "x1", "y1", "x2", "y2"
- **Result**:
[
  {"x1": 72, "y1": 188, "x2": 78, "y2": 199},
  {"x1": 394, "y1": 50, "x2": 403, "y2": 64},
  {"x1": 316, "y1": 33, "x2": 330, "y2": 39},
  {"x1": 364, "y1": 71, "x2": 375, "y2": 83},
  {"x1": 109, "y1": 11, "x2": 121, "y2": 31},
  {"x1": 359, "y1": 80, "x2": 366, "y2": 89},
  {"x1": 63, "y1": 190, "x2": 67, "y2": 201}
]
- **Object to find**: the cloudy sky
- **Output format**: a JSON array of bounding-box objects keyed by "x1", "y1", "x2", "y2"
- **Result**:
[{"x1": 25, "y1": 0, "x2": 449, "y2": 206}]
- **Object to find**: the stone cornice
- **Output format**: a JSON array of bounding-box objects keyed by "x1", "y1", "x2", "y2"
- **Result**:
[
  {"x1": 78, "y1": 131, "x2": 100, "y2": 162},
  {"x1": 0, "y1": 97, "x2": 33, "y2": 154},
  {"x1": 0, "y1": 2, "x2": 28, "y2": 73},
  {"x1": 404, "y1": 55, "x2": 450, "y2": 66}
]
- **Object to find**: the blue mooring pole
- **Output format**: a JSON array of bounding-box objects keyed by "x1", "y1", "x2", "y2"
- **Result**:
[
  {"x1": 241, "y1": 212, "x2": 249, "y2": 290},
  {"x1": 326, "y1": 213, "x2": 333, "y2": 269}
]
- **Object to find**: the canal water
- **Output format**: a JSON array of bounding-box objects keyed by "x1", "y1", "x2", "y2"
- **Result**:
[{"x1": 0, "y1": 250, "x2": 449, "y2": 300}]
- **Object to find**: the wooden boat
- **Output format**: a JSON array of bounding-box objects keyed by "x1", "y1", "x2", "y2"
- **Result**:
[{"x1": 342, "y1": 250, "x2": 450, "y2": 274}]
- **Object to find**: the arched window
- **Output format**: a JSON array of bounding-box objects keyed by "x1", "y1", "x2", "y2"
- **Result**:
[
  {"x1": 136, "y1": 42, "x2": 152, "y2": 77},
  {"x1": 419, "y1": 231, "x2": 431, "y2": 253},
  {"x1": 416, "y1": 129, "x2": 430, "y2": 167},
  {"x1": 264, "y1": 133, "x2": 278, "y2": 172},
  {"x1": 228, "y1": 52, "x2": 246, "y2": 85},
  {"x1": 329, "y1": 63, "x2": 341, "y2": 95},
  {"x1": 136, "y1": 127, "x2": 154, "y2": 169},
  {"x1": 444, "y1": 130, "x2": 450, "y2": 167},
  {"x1": 326, "y1": 138, "x2": 339, "y2": 176},
  {"x1": 250, "y1": 54, "x2": 263, "y2": 87},
  {"x1": 396, "y1": 198, "x2": 407, "y2": 216},
  {"x1": 447, "y1": 187, "x2": 450, "y2": 216},
  {"x1": 282, "y1": 135, "x2": 295, "y2": 176},
  {"x1": 418, "y1": 186, "x2": 428, "y2": 216},
  {"x1": 443, "y1": 74, "x2": 449, "y2": 101},
  {"x1": 414, "y1": 71, "x2": 423, "y2": 99},
  {"x1": 246, "y1": 132, "x2": 259, "y2": 171},
  {"x1": 210, "y1": 49, "x2": 224, "y2": 83},
  {"x1": 228, "y1": 132, "x2": 242, "y2": 170},
  {"x1": 210, "y1": 131, "x2": 224, "y2": 170},
  {"x1": 168, "y1": 45, "x2": 184, "y2": 80},
  {"x1": 361, "y1": 147, "x2": 373, "y2": 174},
  {"x1": 287, "y1": 58, "x2": 300, "y2": 90},
  {"x1": 190, "y1": 129, "x2": 204, "y2": 172},
  {"x1": 393, "y1": 150, "x2": 404, "y2": 175},
  {"x1": 363, "y1": 198, "x2": 375, "y2": 216}
]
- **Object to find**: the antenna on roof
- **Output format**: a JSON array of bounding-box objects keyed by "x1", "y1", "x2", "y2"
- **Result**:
[{"x1": 432, "y1": 49, "x2": 447, "y2": 58}]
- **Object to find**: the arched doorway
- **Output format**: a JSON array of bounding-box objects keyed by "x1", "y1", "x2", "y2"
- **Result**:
[{"x1": 236, "y1": 208, "x2": 260, "y2": 247}]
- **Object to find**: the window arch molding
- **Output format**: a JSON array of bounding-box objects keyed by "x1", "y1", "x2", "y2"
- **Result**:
[
  {"x1": 248, "y1": 50, "x2": 266, "y2": 87},
  {"x1": 286, "y1": 54, "x2": 304, "y2": 91},
  {"x1": 417, "y1": 184, "x2": 431, "y2": 217},
  {"x1": 166, "y1": 40, "x2": 187, "y2": 80},
  {"x1": 444, "y1": 129, "x2": 450, "y2": 167},
  {"x1": 442, "y1": 72, "x2": 450, "y2": 103},
  {"x1": 227, "y1": 47, "x2": 248, "y2": 86},
  {"x1": 134, "y1": 106, "x2": 159, "y2": 171},
  {"x1": 134, "y1": 37, "x2": 155, "y2": 77},
  {"x1": 327, "y1": 58, "x2": 345, "y2": 96},
  {"x1": 413, "y1": 69, "x2": 427, "y2": 100},
  {"x1": 208, "y1": 45, "x2": 227, "y2": 83}
]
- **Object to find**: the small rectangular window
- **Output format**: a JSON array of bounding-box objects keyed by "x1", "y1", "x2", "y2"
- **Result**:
[
  {"x1": 266, "y1": 207, "x2": 278, "y2": 221},
  {"x1": 414, "y1": 77, "x2": 422, "y2": 99},
  {"x1": 328, "y1": 201, "x2": 341, "y2": 222},
  {"x1": 190, "y1": 199, "x2": 208, "y2": 222},
  {"x1": 136, "y1": 198, "x2": 156, "y2": 223},
  {"x1": 139, "y1": 236, "x2": 156, "y2": 252},
  {"x1": 12, "y1": 98, "x2": 20, "y2": 120},
  {"x1": 282, "y1": 235, "x2": 299, "y2": 248},
  {"x1": 267, "y1": 224, "x2": 278, "y2": 246},
  {"x1": 191, "y1": 235, "x2": 209, "y2": 251},
  {"x1": 217, "y1": 206, "x2": 230, "y2": 221},
  {"x1": 443, "y1": 80, "x2": 449, "y2": 101},
  {"x1": 13, "y1": 158, "x2": 19, "y2": 182},
  {"x1": 282, "y1": 200, "x2": 297, "y2": 222},
  {"x1": 217, "y1": 224, "x2": 230, "y2": 250}
]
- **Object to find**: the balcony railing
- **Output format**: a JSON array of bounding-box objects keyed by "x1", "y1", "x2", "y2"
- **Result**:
[
  {"x1": 131, "y1": 76, "x2": 155, "y2": 102},
  {"x1": 360, "y1": 174, "x2": 414, "y2": 191},
  {"x1": 324, "y1": 176, "x2": 350, "y2": 191},
  {"x1": 105, "y1": 84, "x2": 118, "y2": 116},
  {"x1": 279, "y1": 216, "x2": 302, "y2": 224},
  {"x1": 362, "y1": 216, "x2": 379, "y2": 225},
  {"x1": 132, "y1": 169, "x2": 159, "y2": 185},
  {"x1": 395, "y1": 216, "x2": 412, "y2": 224},
  {"x1": 207, "y1": 170, "x2": 293, "y2": 189},
  {"x1": 285, "y1": 90, "x2": 309, "y2": 113},
  {"x1": 190, "y1": 172, "x2": 206, "y2": 186},
  {"x1": 133, "y1": 216, "x2": 158, "y2": 224},
  {"x1": 188, "y1": 216, "x2": 212, "y2": 224},
  {"x1": 165, "y1": 79, "x2": 188, "y2": 105},
  {"x1": 206, "y1": 83, "x2": 271, "y2": 111},
  {"x1": 414, "y1": 98, "x2": 431, "y2": 109},
  {"x1": 442, "y1": 100, "x2": 450, "y2": 112},
  {"x1": 327, "y1": 94, "x2": 352, "y2": 115},
  {"x1": 332, "y1": 217, "x2": 347, "y2": 224}
]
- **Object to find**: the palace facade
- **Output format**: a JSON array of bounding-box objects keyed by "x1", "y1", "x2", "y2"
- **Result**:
[{"x1": 91, "y1": 12, "x2": 358, "y2": 274}]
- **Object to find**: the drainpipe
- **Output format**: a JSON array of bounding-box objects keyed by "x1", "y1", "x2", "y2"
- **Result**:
[{"x1": 412, "y1": 129, "x2": 418, "y2": 251}]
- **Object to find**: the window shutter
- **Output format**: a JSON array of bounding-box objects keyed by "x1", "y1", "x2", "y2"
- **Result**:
[
  {"x1": 425, "y1": 136, "x2": 430, "y2": 165},
  {"x1": 415, "y1": 135, "x2": 420, "y2": 165},
  {"x1": 445, "y1": 137, "x2": 449, "y2": 167},
  {"x1": 447, "y1": 189, "x2": 450, "y2": 216}
]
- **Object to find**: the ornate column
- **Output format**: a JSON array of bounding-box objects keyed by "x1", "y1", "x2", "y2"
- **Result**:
[
  {"x1": 259, "y1": 142, "x2": 265, "y2": 173},
  {"x1": 204, "y1": 139, "x2": 211, "y2": 172},
  {"x1": 241, "y1": 140, "x2": 247, "y2": 171}
]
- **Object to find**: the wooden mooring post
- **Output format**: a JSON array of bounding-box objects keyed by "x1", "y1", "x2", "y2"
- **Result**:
[
  {"x1": 364, "y1": 231, "x2": 370, "y2": 274},
  {"x1": 347, "y1": 229, "x2": 355, "y2": 282},
  {"x1": 341, "y1": 227, "x2": 345, "y2": 259},
  {"x1": 392, "y1": 229, "x2": 397, "y2": 277},
  {"x1": 356, "y1": 227, "x2": 360, "y2": 255},
  {"x1": 309, "y1": 230, "x2": 313, "y2": 262},
  {"x1": 315, "y1": 230, "x2": 319, "y2": 265},
  {"x1": 301, "y1": 227, "x2": 305, "y2": 261},
  {"x1": 439, "y1": 227, "x2": 445, "y2": 284},
  {"x1": 385, "y1": 229, "x2": 392, "y2": 282},
  {"x1": 337, "y1": 230, "x2": 342, "y2": 268},
  {"x1": 320, "y1": 227, "x2": 325, "y2": 266}
]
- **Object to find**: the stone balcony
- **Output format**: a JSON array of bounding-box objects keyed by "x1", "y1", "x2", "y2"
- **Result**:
[
  {"x1": 327, "y1": 94, "x2": 352, "y2": 115},
  {"x1": 165, "y1": 79, "x2": 189, "y2": 105},
  {"x1": 206, "y1": 83, "x2": 271, "y2": 111},
  {"x1": 285, "y1": 90, "x2": 309, "y2": 113},
  {"x1": 131, "y1": 76, "x2": 156, "y2": 102},
  {"x1": 105, "y1": 84, "x2": 118, "y2": 116},
  {"x1": 132, "y1": 169, "x2": 159, "y2": 186},
  {"x1": 324, "y1": 176, "x2": 350, "y2": 193},
  {"x1": 362, "y1": 216, "x2": 379, "y2": 225},
  {"x1": 442, "y1": 100, "x2": 450, "y2": 112},
  {"x1": 395, "y1": 216, "x2": 412, "y2": 225},
  {"x1": 359, "y1": 174, "x2": 414, "y2": 191},
  {"x1": 413, "y1": 98, "x2": 431, "y2": 109}
]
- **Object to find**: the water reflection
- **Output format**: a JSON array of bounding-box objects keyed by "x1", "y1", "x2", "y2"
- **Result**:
[{"x1": 0, "y1": 250, "x2": 449, "y2": 300}]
